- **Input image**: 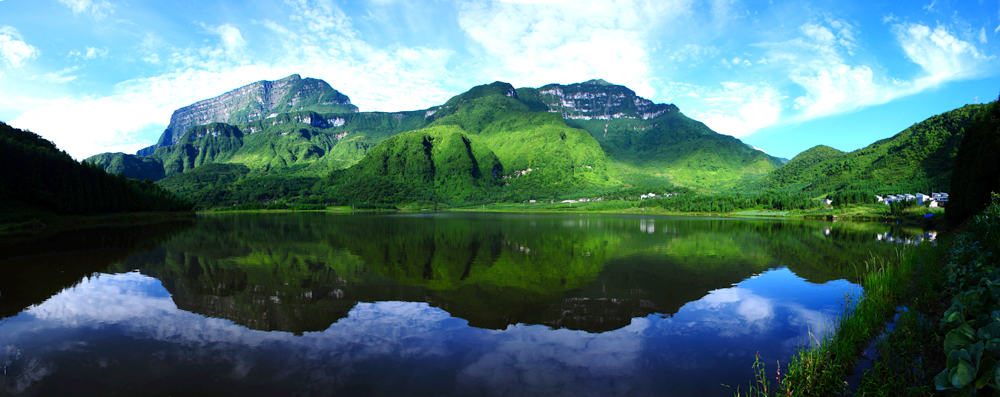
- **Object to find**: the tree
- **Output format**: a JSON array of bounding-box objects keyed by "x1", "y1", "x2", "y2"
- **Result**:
[{"x1": 950, "y1": 94, "x2": 1000, "y2": 224}]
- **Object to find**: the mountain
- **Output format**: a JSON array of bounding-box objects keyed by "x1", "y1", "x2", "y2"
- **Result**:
[
  {"x1": 523, "y1": 80, "x2": 784, "y2": 189},
  {"x1": 85, "y1": 76, "x2": 788, "y2": 207},
  {"x1": 745, "y1": 104, "x2": 987, "y2": 194},
  {"x1": 136, "y1": 74, "x2": 357, "y2": 156}
]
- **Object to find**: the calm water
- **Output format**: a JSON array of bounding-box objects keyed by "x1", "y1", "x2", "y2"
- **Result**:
[{"x1": 0, "y1": 212, "x2": 924, "y2": 396}]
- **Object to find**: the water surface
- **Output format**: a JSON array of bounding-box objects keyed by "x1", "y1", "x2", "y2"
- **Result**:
[{"x1": 0, "y1": 212, "x2": 921, "y2": 396}]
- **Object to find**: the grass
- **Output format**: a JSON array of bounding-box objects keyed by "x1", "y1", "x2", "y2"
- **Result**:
[
  {"x1": 781, "y1": 249, "x2": 913, "y2": 396},
  {"x1": 737, "y1": 248, "x2": 917, "y2": 396},
  {"x1": 735, "y1": 222, "x2": 966, "y2": 396},
  {"x1": 855, "y1": 239, "x2": 949, "y2": 396}
]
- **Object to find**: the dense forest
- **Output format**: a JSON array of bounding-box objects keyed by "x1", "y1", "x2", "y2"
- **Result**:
[
  {"x1": 949, "y1": 94, "x2": 1000, "y2": 223},
  {"x1": 0, "y1": 122, "x2": 192, "y2": 222}
]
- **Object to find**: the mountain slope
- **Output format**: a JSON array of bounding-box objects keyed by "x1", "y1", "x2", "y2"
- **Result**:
[
  {"x1": 755, "y1": 145, "x2": 847, "y2": 191},
  {"x1": 326, "y1": 125, "x2": 503, "y2": 203},
  {"x1": 427, "y1": 82, "x2": 612, "y2": 196},
  {"x1": 745, "y1": 104, "x2": 986, "y2": 194},
  {"x1": 524, "y1": 80, "x2": 783, "y2": 189}
]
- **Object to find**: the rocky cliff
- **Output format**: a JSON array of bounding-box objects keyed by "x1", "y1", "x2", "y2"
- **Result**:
[
  {"x1": 536, "y1": 79, "x2": 678, "y2": 121},
  {"x1": 137, "y1": 74, "x2": 358, "y2": 156}
]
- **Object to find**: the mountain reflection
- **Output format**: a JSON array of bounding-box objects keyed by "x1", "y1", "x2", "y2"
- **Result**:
[
  {"x1": 96, "y1": 213, "x2": 904, "y2": 334},
  {"x1": 1, "y1": 213, "x2": 911, "y2": 396}
]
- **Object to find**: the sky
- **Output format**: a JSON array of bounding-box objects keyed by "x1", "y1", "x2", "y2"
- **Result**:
[{"x1": 1, "y1": 0, "x2": 998, "y2": 160}]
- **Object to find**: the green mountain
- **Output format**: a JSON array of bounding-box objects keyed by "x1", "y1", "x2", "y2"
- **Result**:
[
  {"x1": 85, "y1": 76, "x2": 791, "y2": 206},
  {"x1": 0, "y1": 122, "x2": 191, "y2": 222},
  {"x1": 744, "y1": 104, "x2": 986, "y2": 194},
  {"x1": 523, "y1": 80, "x2": 784, "y2": 189}
]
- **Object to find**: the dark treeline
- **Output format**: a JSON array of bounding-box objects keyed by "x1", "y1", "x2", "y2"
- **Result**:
[
  {"x1": 950, "y1": 92, "x2": 1000, "y2": 224},
  {"x1": 638, "y1": 190, "x2": 819, "y2": 213},
  {"x1": 0, "y1": 122, "x2": 192, "y2": 219}
]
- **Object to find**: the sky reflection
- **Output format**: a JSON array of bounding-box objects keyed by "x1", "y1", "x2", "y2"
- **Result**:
[{"x1": 1, "y1": 267, "x2": 853, "y2": 396}]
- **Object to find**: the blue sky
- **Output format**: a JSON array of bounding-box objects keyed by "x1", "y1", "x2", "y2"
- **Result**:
[{"x1": 1, "y1": 0, "x2": 998, "y2": 160}]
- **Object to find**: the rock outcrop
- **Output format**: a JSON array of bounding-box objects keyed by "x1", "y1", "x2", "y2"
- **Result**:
[
  {"x1": 537, "y1": 79, "x2": 678, "y2": 121},
  {"x1": 137, "y1": 74, "x2": 357, "y2": 156}
]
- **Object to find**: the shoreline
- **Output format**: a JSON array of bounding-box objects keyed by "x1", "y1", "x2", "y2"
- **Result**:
[
  {"x1": 0, "y1": 211, "x2": 196, "y2": 246},
  {"x1": 191, "y1": 203, "x2": 938, "y2": 226}
]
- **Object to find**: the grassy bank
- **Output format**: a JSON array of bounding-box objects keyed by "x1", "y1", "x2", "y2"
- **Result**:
[{"x1": 738, "y1": 197, "x2": 999, "y2": 396}]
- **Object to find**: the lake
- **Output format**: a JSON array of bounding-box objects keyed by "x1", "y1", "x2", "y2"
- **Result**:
[{"x1": 0, "y1": 212, "x2": 924, "y2": 396}]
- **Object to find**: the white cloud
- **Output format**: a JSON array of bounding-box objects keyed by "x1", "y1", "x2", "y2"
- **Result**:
[
  {"x1": 57, "y1": 0, "x2": 113, "y2": 18},
  {"x1": 750, "y1": 20, "x2": 993, "y2": 125},
  {"x1": 981, "y1": 27, "x2": 989, "y2": 44},
  {"x1": 206, "y1": 24, "x2": 248, "y2": 53},
  {"x1": 670, "y1": 81, "x2": 784, "y2": 138},
  {"x1": 39, "y1": 66, "x2": 82, "y2": 83},
  {"x1": 894, "y1": 23, "x2": 993, "y2": 87},
  {"x1": 668, "y1": 44, "x2": 720, "y2": 64},
  {"x1": 0, "y1": 26, "x2": 39, "y2": 68},
  {"x1": 9, "y1": 0, "x2": 458, "y2": 159},
  {"x1": 456, "y1": 0, "x2": 694, "y2": 97},
  {"x1": 68, "y1": 46, "x2": 108, "y2": 60}
]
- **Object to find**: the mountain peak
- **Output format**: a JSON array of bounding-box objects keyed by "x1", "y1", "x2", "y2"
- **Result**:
[
  {"x1": 442, "y1": 81, "x2": 518, "y2": 107},
  {"x1": 136, "y1": 74, "x2": 356, "y2": 156},
  {"x1": 535, "y1": 81, "x2": 677, "y2": 121}
]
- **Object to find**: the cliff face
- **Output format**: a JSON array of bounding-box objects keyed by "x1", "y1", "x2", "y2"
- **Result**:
[
  {"x1": 137, "y1": 74, "x2": 357, "y2": 156},
  {"x1": 536, "y1": 79, "x2": 678, "y2": 121}
]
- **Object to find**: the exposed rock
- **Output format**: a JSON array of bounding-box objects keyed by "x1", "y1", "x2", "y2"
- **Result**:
[
  {"x1": 136, "y1": 74, "x2": 357, "y2": 156},
  {"x1": 537, "y1": 79, "x2": 679, "y2": 121}
]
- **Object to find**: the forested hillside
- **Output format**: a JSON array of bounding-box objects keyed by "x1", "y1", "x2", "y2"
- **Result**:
[
  {"x1": 0, "y1": 122, "x2": 192, "y2": 222},
  {"x1": 326, "y1": 126, "x2": 503, "y2": 203},
  {"x1": 743, "y1": 104, "x2": 986, "y2": 195}
]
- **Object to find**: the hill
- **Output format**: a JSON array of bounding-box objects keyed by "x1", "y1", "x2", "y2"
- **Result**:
[
  {"x1": 0, "y1": 122, "x2": 191, "y2": 222},
  {"x1": 744, "y1": 104, "x2": 987, "y2": 194},
  {"x1": 326, "y1": 125, "x2": 503, "y2": 203}
]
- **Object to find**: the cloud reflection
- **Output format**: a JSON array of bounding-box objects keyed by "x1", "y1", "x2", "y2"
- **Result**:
[{"x1": 1, "y1": 269, "x2": 849, "y2": 396}]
